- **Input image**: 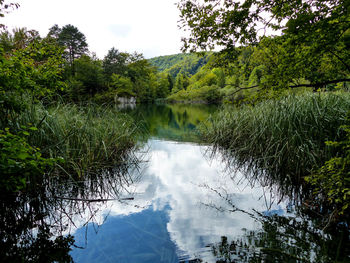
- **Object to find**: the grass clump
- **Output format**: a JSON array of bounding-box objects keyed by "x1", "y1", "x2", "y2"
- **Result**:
[
  {"x1": 17, "y1": 102, "x2": 139, "y2": 177},
  {"x1": 201, "y1": 92, "x2": 350, "y2": 197}
]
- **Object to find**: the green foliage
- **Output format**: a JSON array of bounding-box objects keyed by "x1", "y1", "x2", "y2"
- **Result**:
[
  {"x1": 49, "y1": 24, "x2": 88, "y2": 75},
  {"x1": 102, "y1": 47, "x2": 129, "y2": 82},
  {"x1": 177, "y1": 0, "x2": 350, "y2": 95},
  {"x1": 149, "y1": 52, "x2": 212, "y2": 78},
  {"x1": 168, "y1": 61, "x2": 226, "y2": 103},
  {"x1": 111, "y1": 74, "x2": 133, "y2": 91},
  {"x1": 0, "y1": 128, "x2": 57, "y2": 192},
  {"x1": 16, "y1": 102, "x2": 139, "y2": 177},
  {"x1": 64, "y1": 77, "x2": 85, "y2": 102},
  {"x1": 156, "y1": 73, "x2": 171, "y2": 98},
  {"x1": 168, "y1": 84, "x2": 222, "y2": 103},
  {"x1": 110, "y1": 74, "x2": 135, "y2": 97},
  {"x1": 126, "y1": 58, "x2": 159, "y2": 102},
  {"x1": 201, "y1": 92, "x2": 350, "y2": 198},
  {"x1": 212, "y1": 68, "x2": 225, "y2": 88},
  {"x1": 93, "y1": 89, "x2": 119, "y2": 104},
  {"x1": 0, "y1": 32, "x2": 65, "y2": 95},
  {"x1": 74, "y1": 54, "x2": 104, "y2": 95},
  {"x1": 172, "y1": 73, "x2": 189, "y2": 93},
  {"x1": 306, "y1": 121, "x2": 350, "y2": 215},
  {"x1": 0, "y1": 30, "x2": 65, "y2": 125},
  {"x1": 178, "y1": 0, "x2": 349, "y2": 52},
  {"x1": 247, "y1": 65, "x2": 266, "y2": 87}
]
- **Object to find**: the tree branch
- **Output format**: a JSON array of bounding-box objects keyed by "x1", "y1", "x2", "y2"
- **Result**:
[
  {"x1": 326, "y1": 48, "x2": 350, "y2": 73},
  {"x1": 225, "y1": 79, "x2": 350, "y2": 96},
  {"x1": 224, "y1": 84, "x2": 259, "y2": 95},
  {"x1": 53, "y1": 196, "x2": 134, "y2": 202},
  {"x1": 289, "y1": 78, "x2": 350, "y2": 88}
]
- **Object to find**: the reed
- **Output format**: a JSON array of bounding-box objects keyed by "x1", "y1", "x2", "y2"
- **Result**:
[
  {"x1": 17, "y1": 102, "x2": 139, "y2": 177},
  {"x1": 201, "y1": 92, "x2": 350, "y2": 198}
]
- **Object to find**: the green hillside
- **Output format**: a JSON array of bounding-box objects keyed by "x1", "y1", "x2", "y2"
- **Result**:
[{"x1": 149, "y1": 52, "x2": 213, "y2": 78}]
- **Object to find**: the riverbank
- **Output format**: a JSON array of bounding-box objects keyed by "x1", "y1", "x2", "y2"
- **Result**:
[
  {"x1": 200, "y1": 91, "x2": 350, "y2": 221},
  {"x1": 1, "y1": 100, "x2": 140, "y2": 192}
]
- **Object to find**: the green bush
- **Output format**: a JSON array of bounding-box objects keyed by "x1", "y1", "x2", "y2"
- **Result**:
[
  {"x1": 0, "y1": 128, "x2": 57, "y2": 192},
  {"x1": 306, "y1": 122, "x2": 350, "y2": 215}
]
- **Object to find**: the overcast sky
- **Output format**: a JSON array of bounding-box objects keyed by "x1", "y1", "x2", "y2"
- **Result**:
[{"x1": 2, "y1": 0, "x2": 184, "y2": 59}]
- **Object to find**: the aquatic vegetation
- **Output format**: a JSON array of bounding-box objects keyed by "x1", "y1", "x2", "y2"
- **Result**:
[
  {"x1": 16, "y1": 102, "x2": 140, "y2": 177},
  {"x1": 201, "y1": 92, "x2": 350, "y2": 199},
  {"x1": 0, "y1": 146, "x2": 139, "y2": 262}
]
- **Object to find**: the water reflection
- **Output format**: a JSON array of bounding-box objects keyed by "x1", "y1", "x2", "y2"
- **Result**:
[
  {"x1": 68, "y1": 104, "x2": 350, "y2": 262},
  {"x1": 71, "y1": 140, "x2": 283, "y2": 262},
  {"x1": 0, "y1": 191, "x2": 75, "y2": 262},
  {"x1": 72, "y1": 206, "x2": 179, "y2": 263},
  {"x1": 0, "y1": 153, "x2": 141, "y2": 262},
  {"x1": 211, "y1": 211, "x2": 350, "y2": 263},
  {"x1": 122, "y1": 104, "x2": 218, "y2": 142}
]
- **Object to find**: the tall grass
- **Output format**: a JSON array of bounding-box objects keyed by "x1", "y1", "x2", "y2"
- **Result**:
[
  {"x1": 17, "y1": 102, "x2": 140, "y2": 177},
  {"x1": 201, "y1": 92, "x2": 350, "y2": 198}
]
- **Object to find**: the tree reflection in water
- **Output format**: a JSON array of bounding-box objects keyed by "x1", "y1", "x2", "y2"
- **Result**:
[
  {"x1": 202, "y1": 170, "x2": 350, "y2": 263},
  {"x1": 212, "y1": 210, "x2": 350, "y2": 263},
  {"x1": 200, "y1": 136, "x2": 350, "y2": 263},
  {"x1": 0, "y1": 154, "x2": 142, "y2": 262}
]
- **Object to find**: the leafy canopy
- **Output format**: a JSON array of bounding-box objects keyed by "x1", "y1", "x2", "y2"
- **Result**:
[
  {"x1": 177, "y1": 0, "x2": 350, "y2": 89},
  {"x1": 178, "y1": 0, "x2": 349, "y2": 50}
]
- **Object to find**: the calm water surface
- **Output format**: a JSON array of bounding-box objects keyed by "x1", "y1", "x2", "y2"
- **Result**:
[
  {"x1": 70, "y1": 104, "x2": 288, "y2": 263},
  {"x1": 1, "y1": 104, "x2": 348, "y2": 262}
]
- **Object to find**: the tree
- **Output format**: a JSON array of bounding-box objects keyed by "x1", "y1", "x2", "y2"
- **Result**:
[
  {"x1": 47, "y1": 24, "x2": 61, "y2": 39},
  {"x1": 167, "y1": 73, "x2": 174, "y2": 93},
  {"x1": 157, "y1": 73, "x2": 171, "y2": 98},
  {"x1": 0, "y1": 27, "x2": 40, "y2": 53},
  {"x1": 110, "y1": 73, "x2": 134, "y2": 95},
  {"x1": 51, "y1": 24, "x2": 88, "y2": 75},
  {"x1": 74, "y1": 54, "x2": 104, "y2": 95},
  {"x1": 212, "y1": 68, "x2": 225, "y2": 88},
  {"x1": 0, "y1": 30, "x2": 65, "y2": 124},
  {"x1": 102, "y1": 47, "x2": 129, "y2": 83},
  {"x1": 173, "y1": 73, "x2": 189, "y2": 93},
  {"x1": 177, "y1": 0, "x2": 350, "y2": 89},
  {"x1": 127, "y1": 55, "x2": 157, "y2": 100}
]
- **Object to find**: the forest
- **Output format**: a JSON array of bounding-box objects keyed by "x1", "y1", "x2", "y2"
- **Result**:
[
  {"x1": 174, "y1": 0, "x2": 350, "y2": 223},
  {"x1": 0, "y1": 0, "x2": 350, "y2": 261}
]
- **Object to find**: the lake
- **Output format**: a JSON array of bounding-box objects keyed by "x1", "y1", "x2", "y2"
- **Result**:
[
  {"x1": 1, "y1": 104, "x2": 348, "y2": 262},
  {"x1": 70, "y1": 104, "x2": 338, "y2": 263}
]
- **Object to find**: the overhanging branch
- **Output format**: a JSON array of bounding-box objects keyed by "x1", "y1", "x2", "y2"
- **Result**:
[
  {"x1": 289, "y1": 79, "x2": 350, "y2": 88},
  {"x1": 224, "y1": 84, "x2": 259, "y2": 95},
  {"x1": 225, "y1": 79, "x2": 350, "y2": 96}
]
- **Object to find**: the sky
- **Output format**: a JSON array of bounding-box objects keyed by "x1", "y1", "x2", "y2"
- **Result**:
[
  {"x1": 67, "y1": 140, "x2": 285, "y2": 261},
  {"x1": 2, "y1": 0, "x2": 184, "y2": 59}
]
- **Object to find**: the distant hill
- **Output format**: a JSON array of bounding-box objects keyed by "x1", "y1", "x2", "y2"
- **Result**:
[{"x1": 149, "y1": 52, "x2": 213, "y2": 78}]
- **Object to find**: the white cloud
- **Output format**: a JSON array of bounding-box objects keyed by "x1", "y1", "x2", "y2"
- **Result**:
[
  {"x1": 108, "y1": 24, "x2": 132, "y2": 38},
  {"x1": 85, "y1": 140, "x2": 285, "y2": 260},
  {"x1": 2, "y1": 0, "x2": 183, "y2": 58},
  {"x1": 58, "y1": 139, "x2": 286, "y2": 260}
]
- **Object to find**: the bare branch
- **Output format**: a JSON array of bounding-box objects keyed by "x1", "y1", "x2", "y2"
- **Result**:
[{"x1": 53, "y1": 196, "x2": 134, "y2": 202}]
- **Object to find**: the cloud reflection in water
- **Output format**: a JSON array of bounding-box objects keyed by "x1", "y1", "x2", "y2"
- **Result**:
[{"x1": 72, "y1": 139, "x2": 284, "y2": 262}]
